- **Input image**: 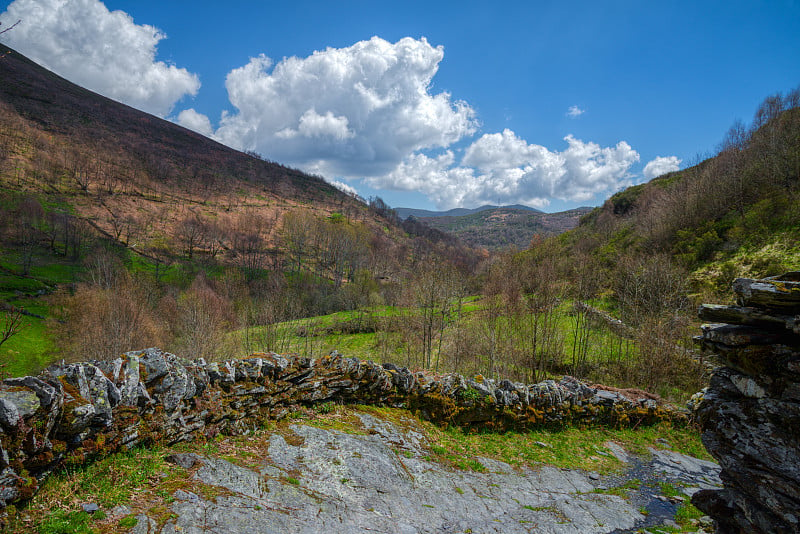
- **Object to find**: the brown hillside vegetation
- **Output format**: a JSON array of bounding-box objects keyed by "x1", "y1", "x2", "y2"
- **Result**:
[
  {"x1": 0, "y1": 46, "x2": 477, "y2": 279},
  {"x1": 0, "y1": 47, "x2": 478, "y2": 369},
  {"x1": 0, "y1": 45, "x2": 365, "y2": 258}
]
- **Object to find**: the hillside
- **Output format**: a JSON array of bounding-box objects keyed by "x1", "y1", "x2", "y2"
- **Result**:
[
  {"x1": 417, "y1": 206, "x2": 592, "y2": 250},
  {"x1": 554, "y1": 89, "x2": 800, "y2": 298},
  {"x1": 0, "y1": 45, "x2": 365, "y2": 252},
  {"x1": 0, "y1": 47, "x2": 474, "y2": 374},
  {"x1": 0, "y1": 46, "x2": 340, "y2": 203}
]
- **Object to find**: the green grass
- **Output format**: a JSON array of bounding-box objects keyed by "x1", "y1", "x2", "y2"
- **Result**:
[
  {"x1": 56, "y1": 447, "x2": 168, "y2": 509},
  {"x1": 0, "y1": 314, "x2": 56, "y2": 377},
  {"x1": 2, "y1": 446, "x2": 167, "y2": 533},
  {"x1": 118, "y1": 515, "x2": 138, "y2": 528},
  {"x1": 0, "y1": 249, "x2": 84, "y2": 287},
  {"x1": 356, "y1": 405, "x2": 711, "y2": 473},
  {"x1": 592, "y1": 478, "x2": 641, "y2": 497},
  {"x1": 0, "y1": 247, "x2": 83, "y2": 377},
  {"x1": 227, "y1": 298, "x2": 638, "y2": 372},
  {"x1": 38, "y1": 510, "x2": 95, "y2": 534},
  {"x1": 658, "y1": 481, "x2": 682, "y2": 498},
  {"x1": 675, "y1": 501, "x2": 704, "y2": 528}
]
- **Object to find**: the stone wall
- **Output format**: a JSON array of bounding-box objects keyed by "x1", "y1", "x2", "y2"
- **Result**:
[
  {"x1": 0, "y1": 348, "x2": 683, "y2": 512},
  {"x1": 692, "y1": 272, "x2": 800, "y2": 533}
]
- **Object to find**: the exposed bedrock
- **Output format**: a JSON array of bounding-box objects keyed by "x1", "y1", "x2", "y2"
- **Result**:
[{"x1": 693, "y1": 272, "x2": 800, "y2": 533}]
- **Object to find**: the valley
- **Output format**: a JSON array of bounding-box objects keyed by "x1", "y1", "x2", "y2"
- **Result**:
[{"x1": 0, "y1": 35, "x2": 797, "y2": 534}]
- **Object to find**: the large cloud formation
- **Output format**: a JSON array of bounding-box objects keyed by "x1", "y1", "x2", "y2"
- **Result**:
[
  {"x1": 0, "y1": 0, "x2": 664, "y2": 209},
  {"x1": 0, "y1": 0, "x2": 199, "y2": 117},
  {"x1": 189, "y1": 36, "x2": 643, "y2": 209},
  {"x1": 372, "y1": 130, "x2": 640, "y2": 209},
  {"x1": 207, "y1": 36, "x2": 478, "y2": 178}
]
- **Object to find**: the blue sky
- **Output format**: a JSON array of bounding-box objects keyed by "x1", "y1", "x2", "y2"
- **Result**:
[{"x1": 1, "y1": 0, "x2": 798, "y2": 212}]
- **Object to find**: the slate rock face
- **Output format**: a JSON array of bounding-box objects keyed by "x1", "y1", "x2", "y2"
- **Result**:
[
  {"x1": 0, "y1": 348, "x2": 683, "y2": 514},
  {"x1": 693, "y1": 272, "x2": 800, "y2": 533},
  {"x1": 147, "y1": 414, "x2": 720, "y2": 534}
]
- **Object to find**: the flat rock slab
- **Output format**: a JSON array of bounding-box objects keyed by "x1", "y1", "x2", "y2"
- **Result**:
[{"x1": 142, "y1": 416, "x2": 720, "y2": 534}]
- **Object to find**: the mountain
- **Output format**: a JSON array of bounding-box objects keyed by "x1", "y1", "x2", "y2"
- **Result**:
[
  {"x1": 395, "y1": 204, "x2": 542, "y2": 220},
  {"x1": 408, "y1": 206, "x2": 592, "y2": 250},
  {"x1": 0, "y1": 46, "x2": 342, "y2": 204},
  {"x1": 0, "y1": 45, "x2": 375, "y2": 266}
]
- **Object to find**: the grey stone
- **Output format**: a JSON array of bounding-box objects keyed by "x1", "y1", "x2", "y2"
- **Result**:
[
  {"x1": 172, "y1": 489, "x2": 200, "y2": 502},
  {"x1": 698, "y1": 304, "x2": 800, "y2": 334},
  {"x1": 0, "y1": 386, "x2": 40, "y2": 427},
  {"x1": 162, "y1": 416, "x2": 719, "y2": 534},
  {"x1": 3, "y1": 377, "x2": 58, "y2": 408},
  {"x1": 129, "y1": 514, "x2": 157, "y2": 534},
  {"x1": 694, "y1": 273, "x2": 800, "y2": 533},
  {"x1": 164, "y1": 453, "x2": 202, "y2": 469},
  {"x1": 110, "y1": 504, "x2": 132, "y2": 517},
  {"x1": 81, "y1": 502, "x2": 99, "y2": 513},
  {"x1": 733, "y1": 276, "x2": 800, "y2": 311}
]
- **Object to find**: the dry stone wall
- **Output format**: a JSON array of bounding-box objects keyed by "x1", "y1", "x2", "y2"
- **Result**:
[
  {"x1": 692, "y1": 272, "x2": 800, "y2": 533},
  {"x1": 0, "y1": 348, "x2": 683, "y2": 513}
]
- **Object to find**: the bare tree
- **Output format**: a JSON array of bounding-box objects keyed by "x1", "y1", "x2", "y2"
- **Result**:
[
  {"x1": 0, "y1": 20, "x2": 20, "y2": 59},
  {"x1": 176, "y1": 212, "x2": 207, "y2": 259},
  {"x1": 0, "y1": 20, "x2": 20, "y2": 36},
  {"x1": 407, "y1": 262, "x2": 462, "y2": 370},
  {"x1": 0, "y1": 306, "x2": 25, "y2": 349},
  {"x1": 172, "y1": 275, "x2": 235, "y2": 360}
]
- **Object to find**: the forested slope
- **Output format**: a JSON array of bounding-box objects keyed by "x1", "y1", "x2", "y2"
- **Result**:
[{"x1": 562, "y1": 88, "x2": 800, "y2": 298}]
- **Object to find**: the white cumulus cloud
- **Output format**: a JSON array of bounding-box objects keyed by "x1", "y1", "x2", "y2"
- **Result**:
[
  {"x1": 371, "y1": 130, "x2": 640, "y2": 209},
  {"x1": 643, "y1": 155, "x2": 681, "y2": 180},
  {"x1": 566, "y1": 105, "x2": 585, "y2": 118},
  {"x1": 176, "y1": 108, "x2": 214, "y2": 137},
  {"x1": 213, "y1": 36, "x2": 477, "y2": 178},
  {"x1": 329, "y1": 179, "x2": 358, "y2": 197},
  {"x1": 0, "y1": 0, "x2": 200, "y2": 117}
]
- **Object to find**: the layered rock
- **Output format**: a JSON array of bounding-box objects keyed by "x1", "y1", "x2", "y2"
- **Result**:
[
  {"x1": 0, "y1": 348, "x2": 683, "y2": 513},
  {"x1": 692, "y1": 272, "x2": 800, "y2": 533}
]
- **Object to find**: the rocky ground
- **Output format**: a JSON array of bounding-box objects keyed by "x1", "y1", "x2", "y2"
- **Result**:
[{"x1": 125, "y1": 412, "x2": 720, "y2": 534}]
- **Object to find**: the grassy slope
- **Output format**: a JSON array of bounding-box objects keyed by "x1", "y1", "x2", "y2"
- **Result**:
[{"x1": 224, "y1": 299, "x2": 639, "y2": 380}]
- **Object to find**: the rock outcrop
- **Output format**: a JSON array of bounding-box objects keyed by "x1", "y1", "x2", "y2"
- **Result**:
[
  {"x1": 692, "y1": 272, "x2": 800, "y2": 533},
  {"x1": 138, "y1": 411, "x2": 719, "y2": 534},
  {"x1": 0, "y1": 349, "x2": 683, "y2": 513}
]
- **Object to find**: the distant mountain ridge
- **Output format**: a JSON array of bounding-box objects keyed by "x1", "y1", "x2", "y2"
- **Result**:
[
  {"x1": 395, "y1": 204, "x2": 542, "y2": 220},
  {"x1": 406, "y1": 206, "x2": 593, "y2": 250}
]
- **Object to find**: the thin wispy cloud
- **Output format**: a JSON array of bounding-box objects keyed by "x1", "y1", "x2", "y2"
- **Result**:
[{"x1": 566, "y1": 105, "x2": 585, "y2": 118}]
